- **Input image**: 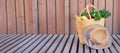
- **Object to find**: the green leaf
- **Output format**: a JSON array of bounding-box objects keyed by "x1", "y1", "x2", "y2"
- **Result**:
[
  {"x1": 99, "y1": 9, "x2": 111, "y2": 18},
  {"x1": 90, "y1": 10, "x2": 102, "y2": 21},
  {"x1": 81, "y1": 12, "x2": 88, "y2": 16}
]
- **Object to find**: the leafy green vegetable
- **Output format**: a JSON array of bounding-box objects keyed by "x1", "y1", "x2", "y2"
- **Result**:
[
  {"x1": 81, "y1": 12, "x2": 88, "y2": 16},
  {"x1": 81, "y1": 9, "x2": 111, "y2": 21},
  {"x1": 90, "y1": 10, "x2": 101, "y2": 21},
  {"x1": 99, "y1": 9, "x2": 111, "y2": 18}
]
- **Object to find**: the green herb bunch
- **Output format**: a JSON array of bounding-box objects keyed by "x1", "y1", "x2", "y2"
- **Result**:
[{"x1": 81, "y1": 9, "x2": 111, "y2": 21}]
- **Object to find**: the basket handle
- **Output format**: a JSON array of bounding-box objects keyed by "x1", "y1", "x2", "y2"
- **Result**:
[{"x1": 80, "y1": 4, "x2": 101, "y2": 19}]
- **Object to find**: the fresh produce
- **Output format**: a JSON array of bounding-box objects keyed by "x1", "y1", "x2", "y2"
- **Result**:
[
  {"x1": 75, "y1": 15, "x2": 88, "y2": 20},
  {"x1": 81, "y1": 9, "x2": 111, "y2": 21},
  {"x1": 99, "y1": 9, "x2": 111, "y2": 18}
]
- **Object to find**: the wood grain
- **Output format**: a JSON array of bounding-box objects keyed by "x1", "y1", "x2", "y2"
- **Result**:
[
  {"x1": 0, "y1": 0, "x2": 119, "y2": 34},
  {"x1": 113, "y1": 0, "x2": 120, "y2": 34},
  {"x1": 24, "y1": 0, "x2": 36, "y2": 34},
  {"x1": 65, "y1": 0, "x2": 70, "y2": 34},
  {"x1": 56, "y1": 0, "x2": 65, "y2": 34},
  {"x1": 38, "y1": 0, "x2": 47, "y2": 34},
  {"x1": 98, "y1": 0, "x2": 105, "y2": 10},
  {"x1": 0, "y1": 34, "x2": 119, "y2": 52},
  {"x1": 78, "y1": 0, "x2": 85, "y2": 15},
  {"x1": 47, "y1": 0, "x2": 56, "y2": 34},
  {"x1": 16, "y1": 0, "x2": 25, "y2": 34},
  {"x1": 7, "y1": 0, "x2": 17, "y2": 34},
  {"x1": 0, "y1": 0, "x2": 7, "y2": 34},
  {"x1": 70, "y1": 0, "x2": 77, "y2": 34},
  {"x1": 86, "y1": 0, "x2": 93, "y2": 5},
  {"x1": 94, "y1": 0, "x2": 98, "y2": 8}
]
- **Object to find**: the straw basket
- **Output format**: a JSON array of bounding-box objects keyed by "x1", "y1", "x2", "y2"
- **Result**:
[{"x1": 75, "y1": 4, "x2": 105, "y2": 44}]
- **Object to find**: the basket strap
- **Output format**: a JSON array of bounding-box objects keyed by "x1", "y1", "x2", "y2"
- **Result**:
[{"x1": 80, "y1": 4, "x2": 101, "y2": 19}]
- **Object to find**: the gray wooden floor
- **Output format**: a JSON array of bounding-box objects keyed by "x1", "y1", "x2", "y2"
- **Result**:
[{"x1": 0, "y1": 34, "x2": 120, "y2": 53}]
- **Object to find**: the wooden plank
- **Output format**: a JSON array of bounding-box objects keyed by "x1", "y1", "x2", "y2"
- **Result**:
[
  {"x1": 21, "y1": 35, "x2": 48, "y2": 53},
  {"x1": 106, "y1": 0, "x2": 113, "y2": 34},
  {"x1": 65, "y1": 0, "x2": 70, "y2": 34},
  {"x1": 56, "y1": 0, "x2": 65, "y2": 34},
  {"x1": 55, "y1": 35, "x2": 69, "y2": 52},
  {"x1": 16, "y1": 0, "x2": 25, "y2": 34},
  {"x1": 85, "y1": 45, "x2": 90, "y2": 53},
  {"x1": 0, "y1": 0, "x2": 7, "y2": 34},
  {"x1": 63, "y1": 34, "x2": 74, "y2": 53},
  {"x1": 0, "y1": 34, "x2": 25, "y2": 51},
  {"x1": 98, "y1": 0, "x2": 105, "y2": 10},
  {"x1": 24, "y1": 0, "x2": 36, "y2": 34},
  {"x1": 47, "y1": 0, "x2": 56, "y2": 34},
  {"x1": 104, "y1": 48, "x2": 110, "y2": 53},
  {"x1": 38, "y1": 0, "x2": 47, "y2": 34},
  {"x1": 7, "y1": 34, "x2": 37, "y2": 53},
  {"x1": 0, "y1": 34, "x2": 20, "y2": 46},
  {"x1": 0, "y1": 35, "x2": 30, "y2": 53},
  {"x1": 0, "y1": 34, "x2": 8, "y2": 40},
  {"x1": 98, "y1": 49, "x2": 103, "y2": 53},
  {"x1": 78, "y1": 0, "x2": 85, "y2": 15},
  {"x1": 91, "y1": 49, "x2": 97, "y2": 53},
  {"x1": 71, "y1": 34, "x2": 78, "y2": 53},
  {"x1": 0, "y1": 34, "x2": 16, "y2": 43},
  {"x1": 39, "y1": 34, "x2": 58, "y2": 53},
  {"x1": 94, "y1": 0, "x2": 98, "y2": 8},
  {"x1": 86, "y1": 0, "x2": 93, "y2": 4},
  {"x1": 47, "y1": 34, "x2": 64, "y2": 52},
  {"x1": 112, "y1": 36, "x2": 120, "y2": 52},
  {"x1": 0, "y1": 34, "x2": 10, "y2": 40},
  {"x1": 7, "y1": 0, "x2": 17, "y2": 34},
  {"x1": 117, "y1": 35, "x2": 120, "y2": 39},
  {"x1": 0, "y1": 34, "x2": 5, "y2": 37},
  {"x1": 14, "y1": 34, "x2": 42, "y2": 53},
  {"x1": 109, "y1": 44, "x2": 118, "y2": 53},
  {"x1": 70, "y1": 0, "x2": 77, "y2": 34},
  {"x1": 113, "y1": 0, "x2": 120, "y2": 34},
  {"x1": 78, "y1": 42, "x2": 83, "y2": 53},
  {"x1": 112, "y1": 35, "x2": 120, "y2": 45},
  {"x1": 30, "y1": 34, "x2": 53, "y2": 53}
]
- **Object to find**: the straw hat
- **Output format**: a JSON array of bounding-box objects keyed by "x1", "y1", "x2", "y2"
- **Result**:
[
  {"x1": 83, "y1": 24, "x2": 111, "y2": 49},
  {"x1": 90, "y1": 27, "x2": 109, "y2": 44}
]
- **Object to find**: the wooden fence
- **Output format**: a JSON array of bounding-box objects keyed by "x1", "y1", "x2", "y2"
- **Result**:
[{"x1": 0, "y1": 0, "x2": 119, "y2": 34}]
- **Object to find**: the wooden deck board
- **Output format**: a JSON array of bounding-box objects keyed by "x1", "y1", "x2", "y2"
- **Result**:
[
  {"x1": 55, "y1": 34, "x2": 69, "y2": 52},
  {"x1": 0, "y1": 34, "x2": 7, "y2": 39},
  {"x1": 111, "y1": 35, "x2": 120, "y2": 52},
  {"x1": 91, "y1": 49, "x2": 97, "y2": 53},
  {"x1": 0, "y1": 34, "x2": 119, "y2": 53},
  {"x1": 63, "y1": 34, "x2": 74, "y2": 53},
  {"x1": 1, "y1": 35, "x2": 31, "y2": 53},
  {"x1": 71, "y1": 34, "x2": 78, "y2": 53},
  {"x1": 30, "y1": 34, "x2": 52, "y2": 53},
  {"x1": 14, "y1": 34, "x2": 42, "y2": 53},
  {"x1": 85, "y1": 45, "x2": 90, "y2": 53},
  {"x1": 47, "y1": 34, "x2": 64, "y2": 52},
  {"x1": 0, "y1": 34, "x2": 15, "y2": 43},
  {"x1": 78, "y1": 41, "x2": 83, "y2": 53},
  {"x1": 39, "y1": 34, "x2": 58, "y2": 53},
  {"x1": 98, "y1": 49, "x2": 104, "y2": 53},
  {"x1": 0, "y1": 34, "x2": 21, "y2": 46},
  {"x1": 21, "y1": 34, "x2": 45, "y2": 53},
  {"x1": 7, "y1": 34, "x2": 37, "y2": 53},
  {"x1": 0, "y1": 34, "x2": 12, "y2": 40},
  {"x1": 109, "y1": 44, "x2": 118, "y2": 53},
  {"x1": 0, "y1": 34, "x2": 25, "y2": 51},
  {"x1": 104, "y1": 48, "x2": 110, "y2": 53}
]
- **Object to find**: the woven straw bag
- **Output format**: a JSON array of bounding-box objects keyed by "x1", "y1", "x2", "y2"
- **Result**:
[{"x1": 75, "y1": 4, "x2": 105, "y2": 44}]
